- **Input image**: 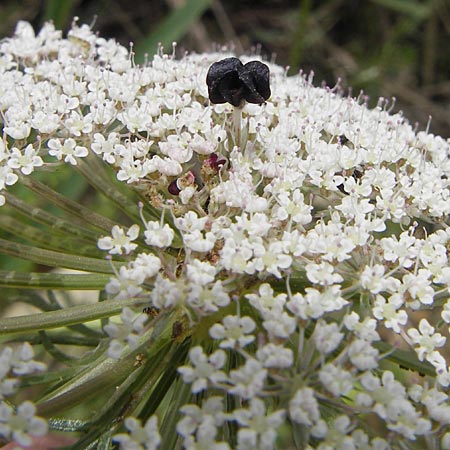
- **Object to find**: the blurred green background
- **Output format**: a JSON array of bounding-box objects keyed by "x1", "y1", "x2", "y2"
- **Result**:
[{"x1": 1, "y1": 0, "x2": 450, "y2": 136}]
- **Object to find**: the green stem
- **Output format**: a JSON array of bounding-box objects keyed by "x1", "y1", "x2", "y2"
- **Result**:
[
  {"x1": 0, "y1": 215, "x2": 102, "y2": 257},
  {"x1": 0, "y1": 270, "x2": 111, "y2": 290},
  {"x1": 0, "y1": 239, "x2": 117, "y2": 273},
  {"x1": 0, "y1": 297, "x2": 149, "y2": 334},
  {"x1": 3, "y1": 192, "x2": 100, "y2": 242},
  {"x1": 18, "y1": 174, "x2": 118, "y2": 232}
]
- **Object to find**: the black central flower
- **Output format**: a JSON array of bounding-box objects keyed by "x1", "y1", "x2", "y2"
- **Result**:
[{"x1": 206, "y1": 57, "x2": 271, "y2": 107}]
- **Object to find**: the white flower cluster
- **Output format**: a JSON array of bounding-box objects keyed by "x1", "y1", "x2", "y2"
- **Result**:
[
  {"x1": 113, "y1": 415, "x2": 161, "y2": 450},
  {"x1": 0, "y1": 344, "x2": 47, "y2": 447},
  {"x1": 1, "y1": 20, "x2": 450, "y2": 449}
]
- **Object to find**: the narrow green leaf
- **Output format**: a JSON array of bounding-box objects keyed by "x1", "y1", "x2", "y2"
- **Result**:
[
  {"x1": 43, "y1": 0, "x2": 77, "y2": 29},
  {"x1": 18, "y1": 367, "x2": 77, "y2": 391},
  {"x1": 0, "y1": 270, "x2": 110, "y2": 290},
  {"x1": 0, "y1": 239, "x2": 116, "y2": 273},
  {"x1": 135, "y1": 0, "x2": 213, "y2": 61},
  {"x1": 159, "y1": 373, "x2": 192, "y2": 450},
  {"x1": 0, "y1": 297, "x2": 149, "y2": 334},
  {"x1": 138, "y1": 339, "x2": 189, "y2": 421}
]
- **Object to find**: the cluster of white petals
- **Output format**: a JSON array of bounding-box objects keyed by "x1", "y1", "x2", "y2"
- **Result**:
[
  {"x1": 1, "y1": 19, "x2": 450, "y2": 449},
  {"x1": 0, "y1": 345, "x2": 47, "y2": 446}
]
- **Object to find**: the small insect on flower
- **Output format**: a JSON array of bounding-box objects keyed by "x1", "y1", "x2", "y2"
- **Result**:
[
  {"x1": 172, "y1": 321, "x2": 184, "y2": 339},
  {"x1": 142, "y1": 306, "x2": 159, "y2": 317},
  {"x1": 206, "y1": 57, "x2": 271, "y2": 107}
]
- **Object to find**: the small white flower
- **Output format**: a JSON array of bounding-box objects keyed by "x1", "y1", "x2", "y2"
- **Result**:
[
  {"x1": 287, "y1": 285, "x2": 348, "y2": 320},
  {"x1": 228, "y1": 359, "x2": 267, "y2": 399},
  {"x1": 113, "y1": 415, "x2": 160, "y2": 450},
  {"x1": 234, "y1": 398, "x2": 285, "y2": 450},
  {"x1": 0, "y1": 401, "x2": 47, "y2": 447},
  {"x1": 402, "y1": 269, "x2": 435, "y2": 306},
  {"x1": 64, "y1": 110, "x2": 93, "y2": 136},
  {"x1": 91, "y1": 132, "x2": 120, "y2": 163},
  {"x1": 98, "y1": 224, "x2": 140, "y2": 255},
  {"x1": 129, "y1": 253, "x2": 161, "y2": 283},
  {"x1": 0, "y1": 165, "x2": 19, "y2": 190},
  {"x1": 186, "y1": 259, "x2": 216, "y2": 285},
  {"x1": 150, "y1": 275, "x2": 184, "y2": 309},
  {"x1": 372, "y1": 294, "x2": 407, "y2": 333},
  {"x1": 183, "y1": 230, "x2": 216, "y2": 252},
  {"x1": 0, "y1": 343, "x2": 46, "y2": 376},
  {"x1": 347, "y1": 339, "x2": 379, "y2": 370},
  {"x1": 47, "y1": 137, "x2": 88, "y2": 165},
  {"x1": 360, "y1": 264, "x2": 386, "y2": 294},
  {"x1": 262, "y1": 309, "x2": 296, "y2": 339},
  {"x1": 343, "y1": 311, "x2": 380, "y2": 342},
  {"x1": 407, "y1": 318, "x2": 446, "y2": 362},
  {"x1": 289, "y1": 387, "x2": 320, "y2": 426},
  {"x1": 178, "y1": 347, "x2": 227, "y2": 393},
  {"x1": 104, "y1": 307, "x2": 148, "y2": 359},
  {"x1": 305, "y1": 261, "x2": 343, "y2": 285},
  {"x1": 246, "y1": 284, "x2": 286, "y2": 315},
  {"x1": 187, "y1": 280, "x2": 230, "y2": 314},
  {"x1": 177, "y1": 397, "x2": 227, "y2": 439},
  {"x1": 105, "y1": 265, "x2": 143, "y2": 299},
  {"x1": 144, "y1": 221, "x2": 174, "y2": 248},
  {"x1": 319, "y1": 363, "x2": 354, "y2": 397},
  {"x1": 0, "y1": 378, "x2": 18, "y2": 400},
  {"x1": 209, "y1": 315, "x2": 256, "y2": 349},
  {"x1": 256, "y1": 343, "x2": 293, "y2": 368},
  {"x1": 442, "y1": 432, "x2": 450, "y2": 450},
  {"x1": 174, "y1": 211, "x2": 209, "y2": 232},
  {"x1": 7, "y1": 144, "x2": 43, "y2": 175},
  {"x1": 312, "y1": 320, "x2": 344, "y2": 354}
]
